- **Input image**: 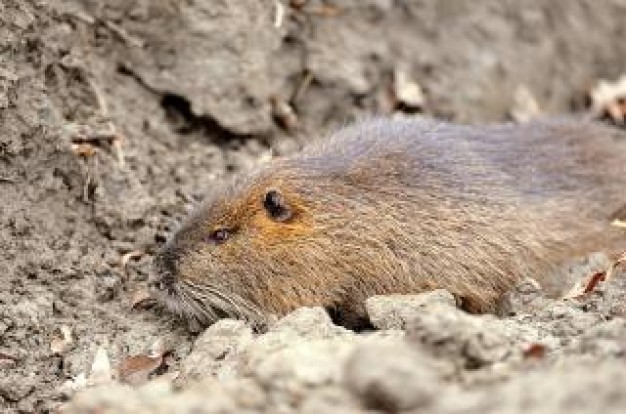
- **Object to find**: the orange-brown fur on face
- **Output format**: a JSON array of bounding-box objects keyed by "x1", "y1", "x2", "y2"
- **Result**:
[{"x1": 152, "y1": 117, "x2": 625, "y2": 329}]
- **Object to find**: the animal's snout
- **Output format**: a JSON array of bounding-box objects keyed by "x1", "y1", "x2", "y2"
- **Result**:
[
  {"x1": 150, "y1": 245, "x2": 182, "y2": 295},
  {"x1": 148, "y1": 276, "x2": 175, "y2": 294}
]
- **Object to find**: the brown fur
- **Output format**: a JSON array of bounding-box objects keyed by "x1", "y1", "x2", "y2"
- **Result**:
[{"x1": 151, "y1": 118, "x2": 625, "y2": 329}]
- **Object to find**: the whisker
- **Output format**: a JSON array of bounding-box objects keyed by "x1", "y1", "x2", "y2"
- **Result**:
[
  {"x1": 171, "y1": 279, "x2": 265, "y2": 327},
  {"x1": 180, "y1": 287, "x2": 217, "y2": 324}
]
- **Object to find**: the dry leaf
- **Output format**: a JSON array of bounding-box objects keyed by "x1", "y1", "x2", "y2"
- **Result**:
[
  {"x1": 563, "y1": 252, "x2": 626, "y2": 299},
  {"x1": 118, "y1": 354, "x2": 163, "y2": 385},
  {"x1": 394, "y1": 67, "x2": 425, "y2": 111},
  {"x1": 112, "y1": 135, "x2": 125, "y2": 168},
  {"x1": 292, "y1": 70, "x2": 314, "y2": 104},
  {"x1": 309, "y1": 4, "x2": 341, "y2": 17},
  {"x1": 120, "y1": 250, "x2": 144, "y2": 270},
  {"x1": 610, "y1": 205, "x2": 626, "y2": 229},
  {"x1": 271, "y1": 95, "x2": 299, "y2": 131},
  {"x1": 120, "y1": 250, "x2": 144, "y2": 280},
  {"x1": 0, "y1": 352, "x2": 18, "y2": 368},
  {"x1": 583, "y1": 271, "x2": 606, "y2": 294},
  {"x1": 605, "y1": 252, "x2": 626, "y2": 281},
  {"x1": 289, "y1": 0, "x2": 308, "y2": 8},
  {"x1": 70, "y1": 143, "x2": 97, "y2": 158},
  {"x1": 588, "y1": 74, "x2": 626, "y2": 124},
  {"x1": 523, "y1": 343, "x2": 547, "y2": 359},
  {"x1": 510, "y1": 85, "x2": 541, "y2": 123},
  {"x1": 563, "y1": 271, "x2": 606, "y2": 299},
  {"x1": 65, "y1": 117, "x2": 126, "y2": 167},
  {"x1": 117, "y1": 339, "x2": 168, "y2": 385},
  {"x1": 90, "y1": 347, "x2": 113, "y2": 385},
  {"x1": 130, "y1": 287, "x2": 153, "y2": 309},
  {"x1": 50, "y1": 325, "x2": 73, "y2": 355}
]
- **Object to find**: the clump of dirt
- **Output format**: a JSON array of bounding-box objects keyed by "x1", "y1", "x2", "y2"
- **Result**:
[
  {"x1": 63, "y1": 283, "x2": 626, "y2": 413},
  {"x1": 1, "y1": 0, "x2": 625, "y2": 412}
]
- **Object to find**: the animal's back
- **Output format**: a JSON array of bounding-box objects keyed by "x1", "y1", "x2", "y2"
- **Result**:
[
  {"x1": 306, "y1": 118, "x2": 624, "y2": 204},
  {"x1": 282, "y1": 118, "x2": 625, "y2": 312}
]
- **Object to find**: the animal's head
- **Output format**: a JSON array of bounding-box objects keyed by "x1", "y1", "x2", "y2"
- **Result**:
[{"x1": 149, "y1": 164, "x2": 364, "y2": 328}]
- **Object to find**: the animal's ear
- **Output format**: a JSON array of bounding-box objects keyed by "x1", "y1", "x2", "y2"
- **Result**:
[{"x1": 263, "y1": 189, "x2": 292, "y2": 222}]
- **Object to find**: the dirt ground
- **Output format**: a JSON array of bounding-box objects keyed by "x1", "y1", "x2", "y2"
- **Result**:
[{"x1": 1, "y1": 0, "x2": 625, "y2": 412}]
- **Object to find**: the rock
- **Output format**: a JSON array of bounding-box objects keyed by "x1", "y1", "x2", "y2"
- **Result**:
[
  {"x1": 469, "y1": 362, "x2": 626, "y2": 414},
  {"x1": 252, "y1": 339, "x2": 356, "y2": 407},
  {"x1": 64, "y1": 380, "x2": 241, "y2": 414},
  {"x1": 235, "y1": 308, "x2": 354, "y2": 408},
  {"x1": 366, "y1": 290, "x2": 457, "y2": 330},
  {"x1": 179, "y1": 308, "x2": 357, "y2": 411},
  {"x1": 180, "y1": 378, "x2": 263, "y2": 413},
  {"x1": 567, "y1": 318, "x2": 626, "y2": 358},
  {"x1": 270, "y1": 307, "x2": 349, "y2": 338},
  {"x1": 536, "y1": 301, "x2": 603, "y2": 338},
  {"x1": 433, "y1": 363, "x2": 626, "y2": 414},
  {"x1": 61, "y1": 383, "x2": 138, "y2": 414},
  {"x1": 343, "y1": 340, "x2": 440, "y2": 412},
  {"x1": 240, "y1": 308, "x2": 352, "y2": 381},
  {"x1": 94, "y1": 272, "x2": 122, "y2": 302},
  {"x1": 0, "y1": 374, "x2": 35, "y2": 402},
  {"x1": 497, "y1": 277, "x2": 546, "y2": 317},
  {"x1": 220, "y1": 378, "x2": 267, "y2": 411},
  {"x1": 406, "y1": 303, "x2": 516, "y2": 368},
  {"x1": 180, "y1": 319, "x2": 254, "y2": 382},
  {"x1": 299, "y1": 387, "x2": 361, "y2": 414}
]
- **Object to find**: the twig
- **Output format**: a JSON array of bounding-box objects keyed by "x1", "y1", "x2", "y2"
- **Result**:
[
  {"x1": 103, "y1": 20, "x2": 145, "y2": 48},
  {"x1": 86, "y1": 78, "x2": 126, "y2": 168},
  {"x1": 605, "y1": 252, "x2": 626, "y2": 281},
  {"x1": 291, "y1": 70, "x2": 314, "y2": 105},
  {"x1": 120, "y1": 250, "x2": 145, "y2": 281},
  {"x1": 64, "y1": 10, "x2": 144, "y2": 48},
  {"x1": 274, "y1": 0, "x2": 286, "y2": 28}
]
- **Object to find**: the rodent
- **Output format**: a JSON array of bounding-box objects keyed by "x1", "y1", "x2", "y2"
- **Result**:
[{"x1": 150, "y1": 117, "x2": 625, "y2": 330}]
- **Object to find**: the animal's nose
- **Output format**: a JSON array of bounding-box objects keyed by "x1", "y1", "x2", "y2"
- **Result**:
[
  {"x1": 151, "y1": 245, "x2": 182, "y2": 294},
  {"x1": 154, "y1": 244, "x2": 181, "y2": 275},
  {"x1": 148, "y1": 278, "x2": 169, "y2": 292},
  {"x1": 148, "y1": 271, "x2": 177, "y2": 295}
]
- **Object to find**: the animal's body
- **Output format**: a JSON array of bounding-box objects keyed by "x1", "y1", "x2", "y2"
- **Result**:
[{"x1": 151, "y1": 118, "x2": 625, "y2": 329}]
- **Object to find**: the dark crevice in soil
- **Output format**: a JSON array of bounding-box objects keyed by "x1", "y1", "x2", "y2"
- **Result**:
[
  {"x1": 117, "y1": 63, "x2": 252, "y2": 145},
  {"x1": 325, "y1": 306, "x2": 375, "y2": 332},
  {"x1": 159, "y1": 93, "x2": 248, "y2": 144}
]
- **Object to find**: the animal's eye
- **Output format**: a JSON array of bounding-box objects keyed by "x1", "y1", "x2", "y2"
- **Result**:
[
  {"x1": 263, "y1": 189, "x2": 292, "y2": 222},
  {"x1": 208, "y1": 228, "x2": 229, "y2": 244}
]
